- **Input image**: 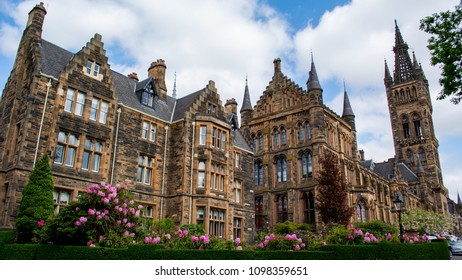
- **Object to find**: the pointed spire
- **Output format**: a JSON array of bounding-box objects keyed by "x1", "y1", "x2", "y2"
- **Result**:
[
  {"x1": 393, "y1": 20, "x2": 414, "y2": 84},
  {"x1": 412, "y1": 51, "x2": 420, "y2": 69},
  {"x1": 307, "y1": 52, "x2": 322, "y2": 91},
  {"x1": 384, "y1": 59, "x2": 392, "y2": 80},
  {"x1": 342, "y1": 81, "x2": 354, "y2": 117},
  {"x1": 172, "y1": 72, "x2": 177, "y2": 99},
  {"x1": 457, "y1": 191, "x2": 462, "y2": 205},
  {"x1": 240, "y1": 74, "x2": 253, "y2": 112}
]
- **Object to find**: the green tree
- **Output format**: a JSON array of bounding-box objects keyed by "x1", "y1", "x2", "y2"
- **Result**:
[
  {"x1": 15, "y1": 154, "x2": 54, "y2": 243},
  {"x1": 420, "y1": 3, "x2": 462, "y2": 104},
  {"x1": 316, "y1": 152, "x2": 353, "y2": 226},
  {"x1": 401, "y1": 208, "x2": 458, "y2": 234}
]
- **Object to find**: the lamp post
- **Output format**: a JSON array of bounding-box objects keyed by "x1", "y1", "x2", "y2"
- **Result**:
[{"x1": 393, "y1": 192, "x2": 404, "y2": 243}]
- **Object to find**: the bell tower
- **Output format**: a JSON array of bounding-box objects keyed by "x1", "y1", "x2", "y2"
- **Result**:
[{"x1": 384, "y1": 21, "x2": 448, "y2": 212}]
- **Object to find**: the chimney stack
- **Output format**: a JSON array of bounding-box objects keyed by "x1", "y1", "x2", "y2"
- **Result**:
[
  {"x1": 359, "y1": 150, "x2": 365, "y2": 161},
  {"x1": 225, "y1": 98, "x2": 238, "y2": 115},
  {"x1": 148, "y1": 59, "x2": 167, "y2": 98},
  {"x1": 128, "y1": 72, "x2": 139, "y2": 81}
]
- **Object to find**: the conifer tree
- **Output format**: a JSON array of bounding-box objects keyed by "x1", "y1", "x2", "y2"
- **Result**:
[
  {"x1": 16, "y1": 154, "x2": 54, "y2": 243},
  {"x1": 316, "y1": 152, "x2": 353, "y2": 226}
]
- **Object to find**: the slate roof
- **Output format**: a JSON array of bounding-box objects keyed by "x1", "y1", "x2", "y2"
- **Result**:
[
  {"x1": 373, "y1": 158, "x2": 418, "y2": 182},
  {"x1": 40, "y1": 40, "x2": 73, "y2": 77},
  {"x1": 234, "y1": 129, "x2": 252, "y2": 153}
]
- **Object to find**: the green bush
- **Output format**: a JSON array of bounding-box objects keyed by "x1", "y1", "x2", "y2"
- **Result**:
[
  {"x1": 354, "y1": 220, "x2": 398, "y2": 237},
  {"x1": 274, "y1": 221, "x2": 311, "y2": 234},
  {"x1": 180, "y1": 223, "x2": 205, "y2": 236},
  {"x1": 15, "y1": 154, "x2": 54, "y2": 243}
]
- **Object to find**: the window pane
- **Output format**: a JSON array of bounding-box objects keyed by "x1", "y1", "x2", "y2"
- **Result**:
[
  {"x1": 68, "y1": 134, "x2": 78, "y2": 145},
  {"x1": 66, "y1": 147, "x2": 76, "y2": 167},
  {"x1": 93, "y1": 63, "x2": 100, "y2": 77},
  {"x1": 92, "y1": 154, "x2": 101, "y2": 172},
  {"x1": 150, "y1": 124, "x2": 156, "y2": 142},
  {"x1": 82, "y1": 151, "x2": 90, "y2": 170},
  {"x1": 198, "y1": 171, "x2": 205, "y2": 188},
  {"x1": 94, "y1": 141, "x2": 102, "y2": 152},
  {"x1": 75, "y1": 92, "x2": 85, "y2": 116},
  {"x1": 137, "y1": 167, "x2": 143, "y2": 182},
  {"x1": 84, "y1": 139, "x2": 92, "y2": 149},
  {"x1": 90, "y1": 98, "x2": 99, "y2": 120},
  {"x1": 99, "y1": 101, "x2": 108, "y2": 123},
  {"x1": 200, "y1": 126, "x2": 207, "y2": 145},
  {"x1": 142, "y1": 122, "x2": 149, "y2": 139},
  {"x1": 54, "y1": 145, "x2": 64, "y2": 164},
  {"x1": 58, "y1": 131, "x2": 67, "y2": 142},
  {"x1": 60, "y1": 191, "x2": 70, "y2": 204},
  {"x1": 65, "y1": 89, "x2": 75, "y2": 112},
  {"x1": 144, "y1": 168, "x2": 152, "y2": 184},
  {"x1": 86, "y1": 61, "x2": 93, "y2": 75}
]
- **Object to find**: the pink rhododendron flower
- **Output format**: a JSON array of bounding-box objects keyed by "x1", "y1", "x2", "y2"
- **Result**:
[
  {"x1": 295, "y1": 245, "x2": 301, "y2": 251},
  {"x1": 152, "y1": 237, "x2": 160, "y2": 244},
  {"x1": 103, "y1": 198, "x2": 110, "y2": 204},
  {"x1": 263, "y1": 239, "x2": 269, "y2": 246},
  {"x1": 191, "y1": 236, "x2": 199, "y2": 243},
  {"x1": 74, "y1": 221, "x2": 81, "y2": 226},
  {"x1": 75, "y1": 207, "x2": 80, "y2": 211},
  {"x1": 357, "y1": 230, "x2": 363, "y2": 236},
  {"x1": 183, "y1": 229, "x2": 189, "y2": 235},
  {"x1": 37, "y1": 220, "x2": 45, "y2": 227},
  {"x1": 96, "y1": 215, "x2": 102, "y2": 220},
  {"x1": 348, "y1": 235, "x2": 354, "y2": 240},
  {"x1": 258, "y1": 242, "x2": 264, "y2": 248},
  {"x1": 135, "y1": 210, "x2": 140, "y2": 217},
  {"x1": 138, "y1": 205, "x2": 143, "y2": 209},
  {"x1": 145, "y1": 237, "x2": 152, "y2": 243},
  {"x1": 87, "y1": 240, "x2": 93, "y2": 246},
  {"x1": 235, "y1": 237, "x2": 241, "y2": 245},
  {"x1": 129, "y1": 200, "x2": 134, "y2": 205},
  {"x1": 116, "y1": 220, "x2": 122, "y2": 226},
  {"x1": 301, "y1": 243, "x2": 306, "y2": 248},
  {"x1": 269, "y1": 233, "x2": 275, "y2": 239},
  {"x1": 79, "y1": 216, "x2": 87, "y2": 223},
  {"x1": 123, "y1": 218, "x2": 128, "y2": 224},
  {"x1": 114, "y1": 198, "x2": 119, "y2": 204},
  {"x1": 99, "y1": 235, "x2": 103, "y2": 240},
  {"x1": 89, "y1": 244, "x2": 95, "y2": 248},
  {"x1": 165, "y1": 234, "x2": 171, "y2": 239},
  {"x1": 386, "y1": 233, "x2": 392, "y2": 240},
  {"x1": 409, "y1": 240, "x2": 414, "y2": 244},
  {"x1": 130, "y1": 233, "x2": 135, "y2": 238},
  {"x1": 126, "y1": 222, "x2": 132, "y2": 228},
  {"x1": 88, "y1": 208, "x2": 95, "y2": 215},
  {"x1": 124, "y1": 231, "x2": 129, "y2": 236},
  {"x1": 364, "y1": 237, "x2": 371, "y2": 243},
  {"x1": 236, "y1": 246, "x2": 242, "y2": 251}
]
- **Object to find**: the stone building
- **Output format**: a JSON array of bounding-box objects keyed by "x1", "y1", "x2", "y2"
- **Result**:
[
  {"x1": 0, "y1": 3, "x2": 255, "y2": 241},
  {"x1": 0, "y1": 3, "x2": 451, "y2": 236},
  {"x1": 239, "y1": 24, "x2": 449, "y2": 230}
]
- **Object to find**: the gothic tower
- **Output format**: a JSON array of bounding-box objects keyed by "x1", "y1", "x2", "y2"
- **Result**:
[{"x1": 385, "y1": 21, "x2": 448, "y2": 212}]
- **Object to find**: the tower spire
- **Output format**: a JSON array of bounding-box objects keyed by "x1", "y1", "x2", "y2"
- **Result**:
[
  {"x1": 458, "y1": 191, "x2": 462, "y2": 205},
  {"x1": 240, "y1": 74, "x2": 253, "y2": 112},
  {"x1": 342, "y1": 81, "x2": 354, "y2": 118},
  {"x1": 393, "y1": 20, "x2": 414, "y2": 84},
  {"x1": 172, "y1": 72, "x2": 177, "y2": 99}
]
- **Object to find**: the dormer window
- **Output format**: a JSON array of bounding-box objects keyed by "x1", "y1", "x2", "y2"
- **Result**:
[
  {"x1": 141, "y1": 82, "x2": 156, "y2": 108},
  {"x1": 86, "y1": 60, "x2": 100, "y2": 78}
]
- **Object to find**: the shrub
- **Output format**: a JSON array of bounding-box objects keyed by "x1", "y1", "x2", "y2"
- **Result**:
[
  {"x1": 354, "y1": 220, "x2": 398, "y2": 238},
  {"x1": 47, "y1": 182, "x2": 144, "y2": 248},
  {"x1": 15, "y1": 154, "x2": 54, "y2": 243},
  {"x1": 274, "y1": 221, "x2": 311, "y2": 234}
]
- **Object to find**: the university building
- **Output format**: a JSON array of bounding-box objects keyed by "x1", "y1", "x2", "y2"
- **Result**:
[{"x1": 0, "y1": 3, "x2": 451, "y2": 238}]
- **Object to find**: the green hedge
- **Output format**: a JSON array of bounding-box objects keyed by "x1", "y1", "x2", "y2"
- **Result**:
[{"x1": 0, "y1": 241, "x2": 449, "y2": 260}]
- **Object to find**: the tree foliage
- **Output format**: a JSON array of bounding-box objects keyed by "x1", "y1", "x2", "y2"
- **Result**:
[
  {"x1": 316, "y1": 152, "x2": 353, "y2": 226},
  {"x1": 15, "y1": 154, "x2": 54, "y2": 243},
  {"x1": 420, "y1": 3, "x2": 462, "y2": 104},
  {"x1": 401, "y1": 208, "x2": 458, "y2": 234}
]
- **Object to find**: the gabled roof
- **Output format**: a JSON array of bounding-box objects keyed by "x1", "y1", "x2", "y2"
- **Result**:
[
  {"x1": 233, "y1": 129, "x2": 252, "y2": 153},
  {"x1": 39, "y1": 40, "x2": 74, "y2": 77},
  {"x1": 373, "y1": 158, "x2": 418, "y2": 182}
]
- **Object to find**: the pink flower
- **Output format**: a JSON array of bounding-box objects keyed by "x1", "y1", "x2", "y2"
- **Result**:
[
  {"x1": 269, "y1": 233, "x2": 275, "y2": 239},
  {"x1": 348, "y1": 235, "x2": 354, "y2": 240},
  {"x1": 386, "y1": 233, "x2": 392, "y2": 240},
  {"x1": 294, "y1": 245, "x2": 301, "y2": 251},
  {"x1": 165, "y1": 234, "x2": 171, "y2": 240},
  {"x1": 89, "y1": 244, "x2": 95, "y2": 248},
  {"x1": 357, "y1": 230, "x2": 363, "y2": 236},
  {"x1": 103, "y1": 198, "x2": 110, "y2": 204},
  {"x1": 75, "y1": 207, "x2": 80, "y2": 211},
  {"x1": 191, "y1": 236, "x2": 199, "y2": 243},
  {"x1": 129, "y1": 200, "x2": 134, "y2": 205},
  {"x1": 138, "y1": 205, "x2": 143, "y2": 209},
  {"x1": 258, "y1": 242, "x2": 264, "y2": 249},
  {"x1": 236, "y1": 246, "x2": 242, "y2": 251},
  {"x1": 87, "y1": 240, "x2": 93, "y2": 246},
  {"x1": 301, "y1": 243, "x2": 306, "y2": 248},
  {"x1": 204, "y1": 238, "x2": 210, "y2": 244},
  {"x1": 235, "y1": 237, "x2": 241, "y2": 245},
  {"x1": 152, "y1": 237, "x2": 160, "y2": 244},
  {"x1": 124, "y1": 231, "x2": 129, "y2": 236},
  {"x1": 114, "y1": 198, "x2": 119, "y2": 204},
  {"x1": 123, "y1": 218, "x2": 128, "y2": 224},
  {"x1": 96, "y1": 215, "x2": 102, "y2": 220},
  {"x1": 88, "y1": 208, "x2": 96, "y2": 215},
  {"x1": 409, "y1": 240, "x2": 414, "y2": 244},
  {"x1": 37, "y1": 220, "x2": 45, "y2": 227},
  {"x1": 116, "y1": 220, "x2": 122, "y2": 226},
  {"x1": 99, "y1": 235, "x2": 103, "y2": 240},
  {"x1": 79, "y1": 216, "x2": 87, "y2": 223},
  {"x1": 144, "y1": 237, "x2": 152, "y2": 243},
  {"x1": 126, "y1": 222, "x2": 132, "y2": 228},
  {"x1": 183, "y1": 229, "x2": 189, "y2": 235},
  {"x1": 135, "y1": 210, "x2": 140, "y2": 217},
  {"x1": 263, "y1": 239, "x2": 269, "y2": 246},
  {"x1": 130, "y1": 233, "x2": 135, "y2": 238},
  {"x1": 364, "y1": 237, "x2": 371, "y2": 243},
  {"x1": 74, "y1": 221, "x2": 81, "y2": 226}
]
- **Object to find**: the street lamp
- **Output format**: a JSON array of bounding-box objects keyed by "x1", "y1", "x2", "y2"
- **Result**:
[{"x1": 393, "y1": 192, "x2": 404, "y2": 243}]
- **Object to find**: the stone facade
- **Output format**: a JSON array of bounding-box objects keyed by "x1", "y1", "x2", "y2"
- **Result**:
[
  {"x1": 0, "y1": 3, "x2": 255, "y2": 242},
  {"x1": 0, "y1": 4, "x2": 452, "y2": 239}
]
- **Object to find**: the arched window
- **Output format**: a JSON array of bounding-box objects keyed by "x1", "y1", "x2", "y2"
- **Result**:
[
  {"x1": 276, "y1": 156, "x2": 287, "y2": 182},
  {"x1": 356, "y1": 199, "x2": 367, "y2": 222},
  {"x1": 402, "y1": 116, "x2": 410, "y2": 139},
  {"x1": 281, "y1": 127, "x2": 287, "y2": 145},
  {"x1": 198, "y1": 161, "x2": 206, "y2": 190},
  {"x1": 418, "y1": 147, "x2": 426, "y2": 162},
  {"x1": 301, "y1": 152, "x2": 313, "y2": 178},
  {"x1": 413, "y1": 115, "x2": 422, "y2": 138},
  {"x1": 306, "y1": 122, "x2": 311, "y2": 139},
  {"x1": 258, "y1": 133, "x2": 263, "y2": 151},
  {"x1": 273, "y1": 129, "x2": 279, "y2": 147},
  {"x1": 407, "y1": 150, "x2": 414, "y2": 164},
  {"x1": 303, "y1": 192, "x2": 316, "y2": 225},
  {"x1": 411, "y1": 86, "x2": 417, "y2": 98},
  {"x1": 252, "y1": 134, "x2": 256, "y2": 151},
  {"x1": 298, "y1": 123, "x2": 304, "y2": 142},
  {"x1": 254, "y1": 160, "x2": 263, "y2": 186},
  {"x1": 276, "y1": 194, "x2": 288, "y2": 222}
]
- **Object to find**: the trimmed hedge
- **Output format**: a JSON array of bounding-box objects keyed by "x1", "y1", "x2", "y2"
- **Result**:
[{"x1": 0, "y1": 241, "x2": 449, "y2": 260}]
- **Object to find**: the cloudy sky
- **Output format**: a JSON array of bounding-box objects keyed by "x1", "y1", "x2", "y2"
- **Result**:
[{"x1": 0, "y1": 0, "x2": 461, "y2": 202}]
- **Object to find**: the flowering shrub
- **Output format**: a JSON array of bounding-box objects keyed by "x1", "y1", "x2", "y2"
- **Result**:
[
  {"x1": 255, "y1": 233, "x2": 306, "y2": 251},
  {"x1": 401, "y1": 208, "x2": 458, "y2": 234},
  {"x1": 47, "y1": 182, "x2": 144, "y2": 248}
]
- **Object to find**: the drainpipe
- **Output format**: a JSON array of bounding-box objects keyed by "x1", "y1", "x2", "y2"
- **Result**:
[
  {"x1": 188, "y1": 121, "x2": 196, "y2": 224},
  {"x1": 160, "y1": 125, "x2": 169, "y2": 219},
  {"x1": 110, "y1": 107, "x2": 122, "y2": 185},
  {"x1": 34, "y1": 77, "x2": 55, "y2": 166}
]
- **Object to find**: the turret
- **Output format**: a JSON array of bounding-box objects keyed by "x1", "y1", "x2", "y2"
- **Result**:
[
  {"x1": 240, "y1": 76, "x2": 253, "y2": 126},
  {"x1": 306, "y1": 52, "x2": 323, "y2": 104},
  {"x1": 341, "y1": 82, "x2": 355, "y2": 130},
  {"x1": 148, "y1": 59, "x2": 167, "y2": 100}
]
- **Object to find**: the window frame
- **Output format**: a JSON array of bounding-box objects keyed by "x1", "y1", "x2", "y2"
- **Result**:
[
  {"x1": 81, "y1": 138, "x2": 103, "y2": 173},
  {"x1": 137, "y1": 155, "x2": 154, "y2": 185},
  {"x1": 64, "y1": 88, "x2": 86, "y2": 117},
  {"x1": 54, "y1": 131, "x2": 79, "y2": 167}
]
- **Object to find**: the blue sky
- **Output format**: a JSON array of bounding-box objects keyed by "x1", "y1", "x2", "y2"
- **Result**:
[{"x1": 0, "y1": 0, "x2": 461, "y2": 202}]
